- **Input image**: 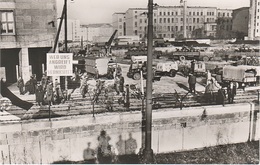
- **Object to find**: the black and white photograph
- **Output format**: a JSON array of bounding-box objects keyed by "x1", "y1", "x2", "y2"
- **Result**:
[{"x1": 0, "y1": 0, "x2": 259, "y2": 164}]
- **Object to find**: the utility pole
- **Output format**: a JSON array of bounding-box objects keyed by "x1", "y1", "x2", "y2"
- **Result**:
[
  {"x1": 143, "y1": 0, "x2": 154, "y2": 163},
  {"x1": 183, "y1": 0, "x2": 187, "y2": 39},
  {"x1": 64, "y1": 0, "x2": 68, "y2": 92}
]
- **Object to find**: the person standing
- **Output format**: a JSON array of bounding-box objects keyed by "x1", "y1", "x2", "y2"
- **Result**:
[
  {"x1": 227, "y1": 81, "x2": 236, "y2": 103},
  {"x1": 114, "y1": 76, "x2": 120, "y2": 95},
  {"x1": 17, "y1": 76, "x2": 24, "y2": 95},
  {"x1": 191, "y1": 59, "x2": 195, "y2": 74},
  {"x1": 119, "y1": 75, "x2": 125, "y2": 93},
  {"x1": 80, "y1": 73, "x2": 89, "y2": 98},
  {"x1": 35, "y1": 83, "x2": 44, "y2": 106},
  {"x1": 116, "y1": 65, "x2": 122, "y2": 77},
  {"x1": 97, "y1": 130, "x2": 112, "y2": 164},
  {"x1": 83, "y1": 142, "x2": 96, "y2": 164},
  {"x1": 46, "y1": 82, "x2": 54, "y2": 106},
  {"x1": 41, "y1": 72, "x2": 48, "y2": 91},
  {"x1": 188, "y1": 73, "x2": 197, "y2": 94}
]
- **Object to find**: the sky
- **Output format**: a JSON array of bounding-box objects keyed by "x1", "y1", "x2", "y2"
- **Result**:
[{"x1": 56, "y1": 0, "x2": 250, "y2": 25}]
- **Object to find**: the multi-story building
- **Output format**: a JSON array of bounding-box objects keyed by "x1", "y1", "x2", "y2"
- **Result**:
[
  {"x1": 232, "y1": 7, "x2": 250, "y2": 39},
  {"x1": 112, "y1": 12, "x2": 126, "y2": 37},
  {"x1": 59, "y1": 19, "x2": 81, "y2": 42},
  {"x1": 114, "y1": 6, "x2": 228, "y2": 40},
  {"x1": 248, "y1": 0, "x2": 260, "y2": 40},
  {"x1": 0, "y1": 0, "x2": 57, "y2": 83},
  {"x1": 216, "y1": 9, "x2": 233, "y2": 39},
  {"x1": 81, "y1": 23, "x2": 113, "y2": 43}
]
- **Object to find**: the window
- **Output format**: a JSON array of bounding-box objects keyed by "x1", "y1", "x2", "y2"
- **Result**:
[
  {"x1": 135, "y1": 22, "x2": 137, "y2": 27},
  {"x1": 134, "y1": 30, "x2": 137, "y2": 35},
  {"x1": 119, "y1": 18, "x2": 122, "y2": 22},
  {"x1": 175, "y1": 26, "x2": 178, "y2": 31},
  {"x1": 154, "y1": 19, "x2": 157, "y2": 23},
  {"x1": 197, "y1": 12, "x2": 199, "y2": 15},
  {"x1": 168, "y1": 18, "x2": 170, "y2": 23},
  {"x1": 159, "y1": 18, "x2": 162, "y2": 23},
  {"x1": 168, "y1": 12, "x2": 170, "y2": 15},
  {"x1": 181, "y1": 18, "x2": 183, "y2": 22},
  {"x1": 176, "y1": 11, "x2": 178, "y2": 15},
  {"x1": 1, "y1": 11, "x2": 15, "y2": 34},
  {"x1": 160, "y1": 12, "x2": 162, "y2": 15},
  {"x1": 164, "y1": 12, "x2": 166, "y2": 15},
  {"x1": 197, "y1": 18, "x2": 199, "y2": 23},
  {"x1": 189, "y1": 12, "x2": 191, "y2": 15},
  {"x1": 164, "y1": 18, "x2": 166, "y2": 23},
  {"x1": 172, "y1": 18, "x2": 174, "y2": 23},
  {"x1": 201, "y1": 12, "x2": 203, "y2": 16},
  {"x1": 193, "y1": 18, "x2": 196, "y2": 23},
  {"x1": 172, "y1": 12, "x2": 174, "y2": 15},
  {"x1": 193, "y1": 12, "x2": 195, "y2": 15},
  {"x1": 181, "y1": 26, "x2": 183, "y2": 30},
  {"x1": 140, "y1": 19, "x2": 142, "y2": 23},
  {"x1": 223, "y1": 13, "x2": 225, "y2": 17},
  {"x1": 144, "y1": 19, "x2": 147, "y2": 23},
  {"x1": 168, "y1": 26, "x2": 170, "y2": 31},
  {"x1": 119, "y1": 25, "x2": 122, "y2": 29},
  {"x1": 135, "y1": 15, "x2": 137, "y2": 19},
  {"x1": 176, "y1": 18, "x2": 178, "y2": 23}
]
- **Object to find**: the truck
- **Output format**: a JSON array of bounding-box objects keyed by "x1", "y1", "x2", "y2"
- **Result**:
[
  {"x1": 171, "y1": 51, "x2": 214, "y2": 61},
  {"x1": 84, "y1": 57, "x2": 110, "y2": 78},
  {"x1": 155, "y1": 61, "x2": 178, "y2": 77},
  {"x1": 127, "y1": 56, "x2": 147, "y2": 80},
  {"x1": 127, "y1": 56, "x2": 161, "y2": 81},
  {"x1": 222, "y1": 65, "x2": 260, "y2": 87}
]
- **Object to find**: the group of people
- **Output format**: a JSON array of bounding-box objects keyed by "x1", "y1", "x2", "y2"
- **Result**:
[
  {"x1": 83, "y1": 130, "x2": 137, "y2": 164},
  {"x1": 17, "y1": 73, "x2": 65, "y2": 106},
  {"x1": 187, "y1": 67, "x2": 237, "y2": 105}
]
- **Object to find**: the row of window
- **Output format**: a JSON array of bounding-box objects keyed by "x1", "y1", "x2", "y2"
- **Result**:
[
  {"x1": 158, "y1": 11, "x2": 216, "y2": 16},
  {"x1": 0, "y1": 11, "x2": 15, "y2": 35},
  {"x1": 135, "y1": 17, "x2": 215, "y2": 26}
]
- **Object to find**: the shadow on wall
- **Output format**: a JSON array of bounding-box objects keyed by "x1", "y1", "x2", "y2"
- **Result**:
[{"x1": 52, "y1": 130, "x2": 139, "y2": 164}]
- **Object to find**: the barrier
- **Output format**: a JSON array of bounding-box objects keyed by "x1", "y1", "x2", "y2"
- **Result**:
[{"x1": 0, "y1": 103, "x2": 258, "y2": 164}]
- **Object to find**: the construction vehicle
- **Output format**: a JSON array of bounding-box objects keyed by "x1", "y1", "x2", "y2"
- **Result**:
[
  {"x1": 127, "y1": 56, "x2": 161, "y2": 81},
  {"x1": 127, "y1": 56, "x2": 147, "y2": 80}
]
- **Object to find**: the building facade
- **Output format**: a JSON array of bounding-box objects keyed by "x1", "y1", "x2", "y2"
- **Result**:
[
  {"x1": 59, "y1": 19, "x2": 81, "y2": 42},
  {"x1": 112, "y1": 12, "x2": 126, "y2": 37},
  {"x1": 248, "y1": 0, "x2": 260, "y2": 40},
  {"x1": 81, "y1": 23, "x2": 113, "y2": 42},
  {"x1": 113, "y1": 6, "x2": 233, "y2": 40},
  {"x1": 216, "y1": 9, "x2": 233, "y2": 39},
  {"x1": 232, "y1": 7, "x2": 250, "y2": 39},
  {"x1": 0, "y1": 0, "x2": 57, "y2": 83}
]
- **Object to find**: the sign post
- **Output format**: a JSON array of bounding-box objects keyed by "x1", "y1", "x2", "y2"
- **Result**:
[{"x1": 46, "y1": 53, "x2": 73, "y2": 120}]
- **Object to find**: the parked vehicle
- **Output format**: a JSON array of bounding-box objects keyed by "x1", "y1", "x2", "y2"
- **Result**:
[
  {"x1": 155, "y1": 61, "x2": 178, "y2": 77},
  {"x1": 127, "y1": 56, "x2": 161, "y2": 81},
  {"x1": 84, "y1": 57, "x2": 110, "y2": 78},
  {"x1": 127, "y1": 56, "x2": 147, "y2": 80},
  {"x1": 222, "y1": 65, "x2": 260, "y2": 87}
]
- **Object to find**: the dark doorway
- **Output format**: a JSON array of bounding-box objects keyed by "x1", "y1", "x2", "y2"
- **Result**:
[
  {"x1": 29, "y1": 47, "x2": 51, "y2": 81},
  {"x1": 0, "y1": 49, "x2": 20, "y2": 83}
]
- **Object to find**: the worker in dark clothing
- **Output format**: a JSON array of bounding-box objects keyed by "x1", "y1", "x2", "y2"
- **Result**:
[
  {"x1": 191, "y1": 60, "x2": 195, "y2": 74},
  {"x1": 188, "y1": 74, "x2": 197, "y2": 94},
  {"x1": 216, "y1": 88, "x2": 226, "y2": 106},
  {"x1": 227, "y1": 81, "x2": 236, "y2": 103}
]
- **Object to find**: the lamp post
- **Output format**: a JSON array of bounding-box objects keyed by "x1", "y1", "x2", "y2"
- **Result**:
[
  {"x1": 143, "y1": 0, "x2": 154, "y2": 163},
  {"x1": 183, "y1": 0, "x2": 187, "y2": 39}
]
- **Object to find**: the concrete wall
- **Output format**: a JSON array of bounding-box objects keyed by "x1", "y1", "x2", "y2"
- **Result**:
[
  {"x1": 0, "y1": 103, "x2": 258, "y2": 164},
  {"x1": 0, "y1": 0, "x2": 56, "y2": 49}
]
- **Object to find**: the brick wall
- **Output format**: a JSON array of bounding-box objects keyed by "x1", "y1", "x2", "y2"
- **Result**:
[{"x1": 0, "y1": 103, "x2": 258, "y2": 164}]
